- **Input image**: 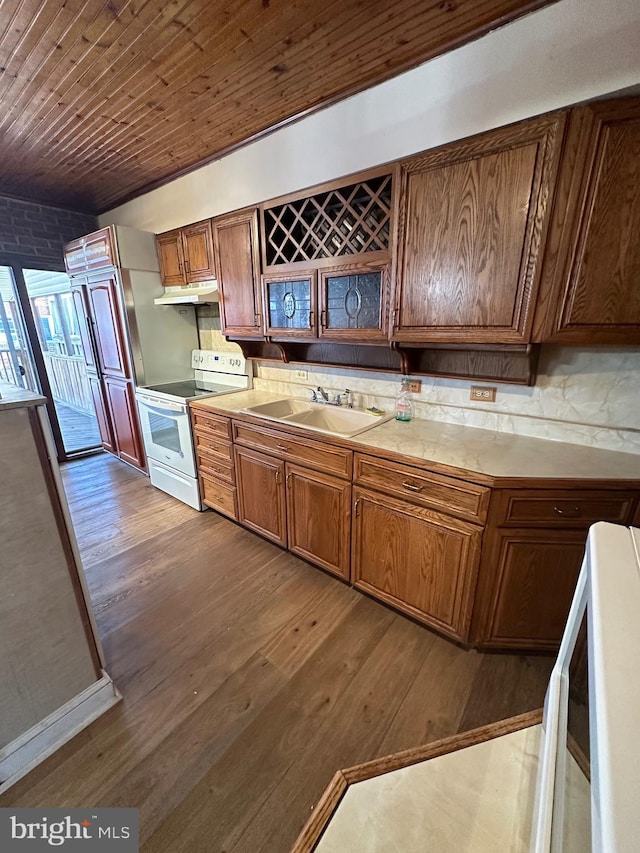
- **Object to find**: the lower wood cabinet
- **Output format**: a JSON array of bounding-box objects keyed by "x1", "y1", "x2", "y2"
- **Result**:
[
  {"x1": 235, "y1": 445, "x2": 287, "y2": 546},
  {"x1": 193, "y1": 408, "x2": 640, "y2": 653},
  {"x1": 470, "y1": 528, "x2": 586, "y2": 651},
  {"x1": 351, "y1": 487, "x2": 483, "y2": 642},
  {"x1": 286, "y1": 463, "x2": 351, "y2": 580}
]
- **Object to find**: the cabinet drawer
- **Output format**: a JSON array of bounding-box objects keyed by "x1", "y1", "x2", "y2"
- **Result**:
[
  {"x1": 193, "y1": 429, "x2": 234, "y2": 462},
  {"x1": 499, "y1": 490, "x2": 636, "y2": 528},
  {"x1": 233, "y1": 421, "x2": 352, "y2": 479},
  {"x1": 353, "y1": 453, "x2": 490, "y2": 523},
  {"x1": 200, "y1": 474, "x2": 237, "y2": 518},
  {"x1": 197, "y1": 449, "x2": 234, "y2": 485},
  {"x1": 191, "y1": 410, "x2": 232, "y2": 440}
]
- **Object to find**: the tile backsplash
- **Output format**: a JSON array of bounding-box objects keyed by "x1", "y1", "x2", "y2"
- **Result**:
[{"x1": 195, "y1": 308, "x2": 640, "y2": 454}]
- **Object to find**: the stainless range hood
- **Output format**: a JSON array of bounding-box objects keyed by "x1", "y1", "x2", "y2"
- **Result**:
[{"x1": 154, "y1": 282, "x2": 219, "y2": 305}]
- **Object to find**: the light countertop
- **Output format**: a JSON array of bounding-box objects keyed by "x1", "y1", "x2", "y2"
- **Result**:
[
  {"x1": 191, "y1": 390, "x2": 640, "y2": 485},
  {"x1": 0, "y1": 382, "x2": 46, "y2": 412}
]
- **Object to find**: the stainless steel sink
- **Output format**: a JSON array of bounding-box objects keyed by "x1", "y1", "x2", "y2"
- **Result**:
[{"x1": 242, "y1": 398, "x2": 391, "y2": 438}]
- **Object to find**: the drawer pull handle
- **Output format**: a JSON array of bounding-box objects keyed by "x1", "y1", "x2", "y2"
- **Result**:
[
  {"x1": 276, "y1": 444, "x2": 289, "y2": 452},
  {"x1": 275, "y1": 470, "x2": 282, "y2": 484},
  {"x1": 354, "y1": 499, "x2": 361, "y2": 517},
  {"x1": 402, "y1": 481, "x2": 422, "y2": 493},
  {"x1": 553, "y1": 505, "x2": 581, "y2": 517},
  {"x1": 286, "y1": 472, "x2": 292, "y2": 486}
]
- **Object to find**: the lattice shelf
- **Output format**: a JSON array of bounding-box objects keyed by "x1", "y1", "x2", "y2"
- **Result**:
[{"x1": 263, "y1": 174, "x2": 393, "y2": 266}]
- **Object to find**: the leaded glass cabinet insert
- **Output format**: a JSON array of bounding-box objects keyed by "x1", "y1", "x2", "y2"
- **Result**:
[
  {"x1": 262, "y1": 272, "x2": 315, "y2": 337},
  {"x1": 319, "y1": 265, "x2": 389, "y2": 340}
]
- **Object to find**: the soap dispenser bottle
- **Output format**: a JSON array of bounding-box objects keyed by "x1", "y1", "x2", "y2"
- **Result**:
[{"x1": 395, "y1": 378, "x2": 415, "y2": 422}]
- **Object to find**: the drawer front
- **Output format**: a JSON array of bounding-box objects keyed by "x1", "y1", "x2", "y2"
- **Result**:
[
  {"x1": 193, "y1": 429, "x2": 234, "y2": 462},
  {"x1": 191, "y1": 410, "x2": 232, "y2": 440},
  {"x1": 233, "y1": 421, "x2": 352, "y2": 479},
  {"x1": 200, "y1": 474, "x2": 237, "y2": 518},
  {"x1": 500, "y1": 490, "x2": 636, "y2": 527},
  {"x1": 353, "y1": 453, "x2": 490, "y2": 523},
  {"x1": 197, "y1": 449, "x2": 234, "y2": 485}
]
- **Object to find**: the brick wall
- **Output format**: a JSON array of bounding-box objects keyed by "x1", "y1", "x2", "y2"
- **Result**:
[{"x1": 0, "y1": 195, "x2": 97, "y2": 267}]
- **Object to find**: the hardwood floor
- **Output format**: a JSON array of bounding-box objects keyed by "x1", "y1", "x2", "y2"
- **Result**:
[{"x1": 0, "y1": 453, "x2": 554, "y2": 852}]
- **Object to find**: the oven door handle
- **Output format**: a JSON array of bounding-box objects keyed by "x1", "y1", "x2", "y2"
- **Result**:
[{"x1": 136, "y1": 394, "x2": 187, "y2": 415}]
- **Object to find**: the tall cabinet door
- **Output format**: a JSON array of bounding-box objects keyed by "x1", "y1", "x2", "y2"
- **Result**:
[
  {"x1": 86, "y1": 274, "x2": 131, "y2": 379},
  {"x1": 103, "y1": 376, "x2": 145, "y2": 470},
  {"x1": 213, "y1": 208, "x2": 262, "y2": 337}
]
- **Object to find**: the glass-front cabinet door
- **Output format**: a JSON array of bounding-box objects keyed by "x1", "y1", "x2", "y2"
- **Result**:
[
  {"x1": 319, "y1": 264, "x2": 389, "y2": 341},
  {"x1": 262, "y1": 271, "x2": 316, "y2": 338}
]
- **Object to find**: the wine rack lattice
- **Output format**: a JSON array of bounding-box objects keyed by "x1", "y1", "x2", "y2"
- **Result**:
[{"x1": 264, "y1": 174, "x2": 392, "y2": 266}]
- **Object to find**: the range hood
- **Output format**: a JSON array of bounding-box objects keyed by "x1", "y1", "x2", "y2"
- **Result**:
[{"x1": 154, "y1": 282, "x2": 219, "y2": 305}]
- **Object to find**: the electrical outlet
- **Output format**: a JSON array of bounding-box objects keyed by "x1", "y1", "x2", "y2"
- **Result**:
[
  {"x1": 470, "y1": 385, "x2": 497, "y2": 402},
  {"x1": 408, "y1": 380, "x2": 422, "y2": 393},
  {"x1": 294, "y1": 369, "x2": 308, "y2": 380}
]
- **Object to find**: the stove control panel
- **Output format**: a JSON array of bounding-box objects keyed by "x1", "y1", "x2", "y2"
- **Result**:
[{"x1": 191, "y1": 349, "x2": 249, "y2": 376}]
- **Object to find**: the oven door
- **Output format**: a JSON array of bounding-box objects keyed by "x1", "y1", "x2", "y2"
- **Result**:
[{"x1": 135, "y1": 391, "x2": 196, "y2": 477}]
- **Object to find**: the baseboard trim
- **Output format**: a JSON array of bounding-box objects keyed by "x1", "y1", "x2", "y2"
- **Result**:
[{"x1": 0, "y1": 671, "x2": 121, "y2": 793}]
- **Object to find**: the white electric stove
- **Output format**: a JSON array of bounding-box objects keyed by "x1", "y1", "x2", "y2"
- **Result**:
[{"x1": 135, "y1": 350, "x2": 251, "y2": 509}]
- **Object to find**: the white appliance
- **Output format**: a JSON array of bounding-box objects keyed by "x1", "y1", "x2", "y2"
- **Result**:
[
  {"x1": 135, "y1": 349, "x2": 251, "y2": 510},
  {"x1": 531, "y1": 522, "x2": 640, "y2": 852},
  {"x1": 153, "y1": 281, "x2": 219, "y2": 305}
]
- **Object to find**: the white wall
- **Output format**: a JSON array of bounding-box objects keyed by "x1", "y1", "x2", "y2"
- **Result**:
[
  {"x1": 105, "y1": 0, "x2": 640, "y2": 454},
  {"x1": 100, "y1": 0, "x2": 640, "y2": 232}
]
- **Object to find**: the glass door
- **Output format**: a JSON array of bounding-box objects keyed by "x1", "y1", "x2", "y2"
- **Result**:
[
  {"x1": 22, "y1": 269, "x2": 101, "y2": 454},
  {"x1": 0, "y1": 266, "x2": 38, "y2": 392}
]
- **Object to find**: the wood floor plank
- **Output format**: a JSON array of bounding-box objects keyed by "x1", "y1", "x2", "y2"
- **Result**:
[{"x1": 0, "y1": 452, "x2": 554, "y2": 851}]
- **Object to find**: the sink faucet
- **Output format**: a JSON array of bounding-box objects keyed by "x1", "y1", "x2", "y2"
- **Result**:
[
  {"x1": 336, "y1": 389, "x2": 353, "y2": 408},
  {"x1": 316, "y1": 386, "x2": 329, "y2": 402}
]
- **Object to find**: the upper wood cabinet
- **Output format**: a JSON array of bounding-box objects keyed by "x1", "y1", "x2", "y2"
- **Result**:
[
  {"x1": 156, "y1": 219, "x2": 215, "y2": 286},
  {"x1": 213, "y1": 208, "x2": 262, "y2": 337},
  {"x1": 533, "y1": 98, "x2": 640, "y2": 344},
  {"x1": 393, "y1": 113, "x2": 566, "y2": 344}
]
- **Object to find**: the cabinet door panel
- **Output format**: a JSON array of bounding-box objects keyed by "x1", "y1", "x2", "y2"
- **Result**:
[
  {"x1": 286, "y1": 464, "x2": 351, "y2": 579},
  {"x1": 104, "y1": 377, "x2": 145, "y2": 470},
  {"x1": 183, "y1": 220, "x2": 215, "y2": 282},
  {"x1": 473, "y1": 529, "x2": 585, "y2": 651},
  {"x1": 351, "y1": 488, "x2": 482, "y2": 641},
  {"x1": 538, "y1": 102, "x2": 640, "y2": 342},
  {"x1": 395, "y1": 114, "x2": 564, "y2": 344},
  {"x1": 157, "y1": 230, "x2": 185, "y2": 286},
  {"x1": 88, "y1": 373, "x2": 115, "y2": 453},
  {"x1": 87, "y1": 275, "x2": 130, "y2": 379},
  {"x1": 401, "y1": 145, "x2": 536, "y2": 332},
  {"x1": 319, "y1": 263, "x2": 389, "y2": 341},
  {"x1": 263, "y1": 272, "x2": 315, "y2": 337},
  {"x1": 213, "y1": 209, "x2": 262, "y2": 337},
  {"x1": 235, "y1": 446, "x2": 286, "y2": 546}
]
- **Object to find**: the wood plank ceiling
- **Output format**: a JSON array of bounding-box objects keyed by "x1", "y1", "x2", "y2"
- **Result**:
[{"x1": 0, "y1": 0, "x2": 558, "y2": 214}]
